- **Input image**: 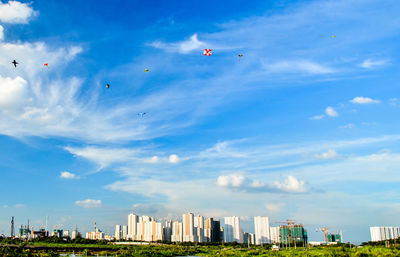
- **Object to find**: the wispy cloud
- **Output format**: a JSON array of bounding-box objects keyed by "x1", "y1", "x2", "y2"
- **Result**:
[
  {"x1": 75, "y1": 199, "x2": 102, "y2": 208},
  {"x1": 314, "y1": 149, "x2": 338, "y2": 159},
  {"x1": 360, "y1": 59, "x2": 389, "y2": 69},
  {"x1": 309, "y1": 114, "x2": 325, "y2": 120},
  {"x1": 350, "y1": 96, "x2": 380, "y2": 104},
  {"x1": 339, "y1": 123, "x2": 355, "y2": 129},
  {"x1": 263, "y1": 60, "x2": 335, "y2": 75},
  {"x1": 150, "y1": 34, "x2": 206, "y2": 54}
]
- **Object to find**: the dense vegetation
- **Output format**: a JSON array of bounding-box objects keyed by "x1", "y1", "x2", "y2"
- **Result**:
[{"x1": 2, "y1": 238, "x2": 400, "y2": 256}]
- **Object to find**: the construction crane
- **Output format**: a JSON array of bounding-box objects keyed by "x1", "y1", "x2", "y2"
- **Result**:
[{"x1": 316, "y1": 227, "x2": 328, "y2": 243}]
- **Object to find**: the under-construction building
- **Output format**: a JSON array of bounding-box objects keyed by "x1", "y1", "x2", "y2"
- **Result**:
[
  {"x1": 327, "y1": 233, "x2": 342, "y2": 243},
  {"x1": 279, "y1": 224, "x2": 308, "y2": 245}
]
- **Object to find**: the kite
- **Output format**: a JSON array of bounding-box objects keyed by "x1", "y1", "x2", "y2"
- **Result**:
[
  {"x1": 105, "y1": 83, "x2": 110, "y2": 89},
  {"x1": 238, "y1": 54, "x2": 243, "y2": 62},
  {"x1": 332, "y1": 35, "x2": 336, "y2": 38},
  {"x1": 203, "y1": 49, "x2": 212, "y2": 56},
  {"x1": 145, "y1": 69, "x2": 149, "y2": 72},
  {"x1": 12, "y1": 60, "x2": 18, "y2": 67},
  {"x1": 44, "y1": 63, "x2": 49, "y2": 69},
  {"x1": 137, "y1": 112, "x2": 146, "y2": 117}
]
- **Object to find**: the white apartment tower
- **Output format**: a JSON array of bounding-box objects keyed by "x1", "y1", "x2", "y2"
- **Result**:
[
  {"x1": 254, "y1": 216, "x2": 271, "y2": 245},
  {"x1": 270, "y1": 226, "x2": 280, "y2": 243},
  {"x1": 370, "y1": 226, "x2": 400, "y2": 242},
  {"x1": 128, "y1": 213, "x2": 138, "y2": 240},
  {"x1": 115, "y1": 225, "x2": 122, "y2": 240},
  {"x1": 194, "y1": 215, "x2": 204, "y2": 243},
  {"x1": 122, "y1": 225, "x2": 128, "y2": 240},
  {"x1": 224, "y1": 216, "x2": 243, "y2": 243},
  {"x1": 171, "y1": 221, "x2": 183, "y2": 242}
]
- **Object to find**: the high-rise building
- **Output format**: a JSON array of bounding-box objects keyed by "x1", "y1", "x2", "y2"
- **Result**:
[
  {"x1": 164, "y1": 220, "x2": 172, "y2": 242},
  {"x1": 270, "y1": 226, "x2": 280, "y2": 243},
  {"x1": 171, "y1": 221, "x2": 183, "y2": 242},
  {"x1": 204, "y1": 218, "x2": 213, "y2": 242},
  {"x1": 86, "y1": 227, "x2": 104, "y2": 240},
  {"x1": 194, "y1": 215, "x2": 204, "y2": 242},
  {"x1": 183, "y1": 213, "x2": 197, "y2": 242},
  {"x1": 122, "y1": 225, "x2": 128, "y2": 240},
  {"x1": 254, "y1": 216, "x2": 271, "y2": 245},
  {"x1": 115, "y1": 225, "x2": 122, "y2": 240},
  {"x1": 224, "y1": 216, "x2": 243, "y2": 243},
  {"x1": 63, "y1": 230, "x2": 70, "y2": 238},
  {"x1": 212, "y1": 220, "x2": 222, "y2": 242},
  {"x1": 137, "y1": 216, "x2": 150, "y2": 241},
  {"x1": 204, "y1": 218, "x2": 222, "y2": 242},
  {"x1": 244, "y1": 232, "x2": 255, "y2": 245},
  {"x1": 370, "y1": 227, "x2": 400, "y2": 242},
  {"x1": 71, "y1": 228, "x2": 79, "y2": 240},
  {"x1": 128, "y1": 213, "x2": 138, "y2": 240}
]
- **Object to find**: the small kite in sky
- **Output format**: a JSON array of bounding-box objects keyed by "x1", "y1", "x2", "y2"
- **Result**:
[
  {"x1": 332, "y1": 35, "x2": 336, "y2": 38},
  {"x1": 203, "y1": 49, "x2": 212, "y2": 56},
  {"x1": 44, "y1": 63, "x2": 49, "y2": 68},
  {"x1": 105, "y1": 83, "x2": 110, "y2": 89},
  {"x1": 12, "y1": 60, "x2": 18, "y2": 67},
  {"x1": 137, "y1": 112, "x2": 146, "y2": 117},
  {"x1": 238, "y1": 54, "x2": 243, "y2": 62},
  {"x1": 145, "y1": 69, "x2": 149, "y2": 72}
]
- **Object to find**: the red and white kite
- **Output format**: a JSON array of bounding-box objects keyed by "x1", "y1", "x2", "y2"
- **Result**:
[
  {"x1": 44, "y1": 63, "x2": 49, "y2": 67},
  {"x1": 203, "y1": 49, "x2": 212, "y2": 56}
]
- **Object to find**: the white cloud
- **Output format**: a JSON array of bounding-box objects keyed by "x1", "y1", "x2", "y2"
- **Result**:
[
  {"x1": 0, "y1": 76, "x2": 27, "y2": 107},
  {"x1": 0, "y1": 25, "x2": 3, "y2": 41},
  {"x1": 216, "y1": 173, "x2": 307, "y2": 194},
  {"x1": 265, "y1": 203, "x2": 285, "y2": 213},
  {"x1": 360, "y1": 59, "x2": 388, "y2": 69},
  {"x1": 216, "y1": 174, "x2": 246, "y2": 187},
  {"x1": 325, "y1": 106, "x2": 338, "y2": 117},
  {"x1": 339, "y1": 123, "x2": 355, "y2": 129},
  {"x1": 264, "y1": 60, "x2": 335, "y2": 74},
  {"x1": 350, "y1": 96, "x2": 380, "y2": 104},
  {"x1": 389, "y1": 98, "x2": 399, "y2": 106},
  {"x1": 75, "y1": 199, "x2": 102, "y2": 208},
  {"x1": 168, "y1": 154, "x2": 180, "y2": 164},
  {"x1": 150, "y1": 34, "x2": 205, "y2": 54},
  {"x1": 60, "y1": 171, "x2": 79, "y2": 179},
  {"x1": 309, "y1": 114, "x2": 324, "y2": 120},
  {"x1": 314, "y1": 149, "x2": 338, "y2": 159},
  {"x1": 144, "y1": 156, "x2": 160, "y2": 164},
  {"x1": 64, "y1": 146, "x2": 140, "y2": 169},
  {"x1": 13, "y1": 204, "x2": 25, "y2": 208},
  {"x1": 0, "y1": 1, "x2": 36, "y2": 24},
  {"x1": 273, "y1": 175, "x2": 307, "y2": 193}
]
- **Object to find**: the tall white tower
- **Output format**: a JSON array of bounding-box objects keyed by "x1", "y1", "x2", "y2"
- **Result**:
[
  {"x1": 254, "y1": 216, "x2": 271, "y2": 245},
  {"x1": 224, "y1": 216, "x2": 243, "y2": 243},
  {"x1": 128, "y1": 213, "x2": 138, "y2": 240}
]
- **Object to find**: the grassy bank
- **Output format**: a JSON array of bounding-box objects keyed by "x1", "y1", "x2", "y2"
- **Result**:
[{"x1": 2, "y1": 239, "x2": 400, "y2": 256}]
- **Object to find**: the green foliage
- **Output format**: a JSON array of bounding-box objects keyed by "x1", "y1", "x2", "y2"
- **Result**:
[{"x1": 1, "y1": 241, "x2": 400, "y2": 256}]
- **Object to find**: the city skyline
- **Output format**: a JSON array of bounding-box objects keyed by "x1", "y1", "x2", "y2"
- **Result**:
[{"x1": 0, "y1": 0, "x2": 400, "y2": 244}]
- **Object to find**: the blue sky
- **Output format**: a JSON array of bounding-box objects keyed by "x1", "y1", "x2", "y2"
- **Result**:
[{"x1": 0, "y1": 0, "x2": 400, "y2": 243}]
